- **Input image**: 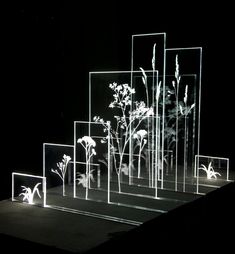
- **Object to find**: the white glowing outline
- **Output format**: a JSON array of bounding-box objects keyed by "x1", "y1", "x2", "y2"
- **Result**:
[
  {"x1": 12, "y1": 173, "x2": 46, "y2": 207},
  {"x1": 48, "y1": 205, "x2": 142, "y2": 226}
]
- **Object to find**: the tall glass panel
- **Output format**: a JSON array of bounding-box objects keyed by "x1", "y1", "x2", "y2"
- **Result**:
[
  {"x1": 89, "y1": 71, "x2": 162, "y2": 206},
  {"x1": 165, "y1": 48, "x2": 202, "y2": 193},
  {"x1": 131, "y1": 33, "x2": 166, "y2": 191}
]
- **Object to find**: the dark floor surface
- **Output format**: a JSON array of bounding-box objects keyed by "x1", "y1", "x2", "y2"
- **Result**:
[{"x1": 1, "y1": 181, "x2": 235, "y2": 253}]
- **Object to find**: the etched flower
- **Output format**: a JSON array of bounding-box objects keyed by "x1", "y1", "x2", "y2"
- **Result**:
[
  {"x1": 136, "y1": 129, "x2": 148, "y2": 139},
  {"x1": 62, "y1": 154, "x2": 71, "y2": 164},
  {"x1": 77, "y1": 136, "x2": 96, "y2": 147},
  {"x1": 131, "y1": 101, "x2": 154, "y2": 119},
  {"x1": 133, "y1": 129, "x2": 148, "y2": 178},
  {"x1": 108, "y1": 82, "x2": 135, "y2": 110}
]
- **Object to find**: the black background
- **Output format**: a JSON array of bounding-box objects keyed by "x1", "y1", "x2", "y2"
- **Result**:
[{"x1": 1, "y1": 0, "x2": 234, "y2": 200}]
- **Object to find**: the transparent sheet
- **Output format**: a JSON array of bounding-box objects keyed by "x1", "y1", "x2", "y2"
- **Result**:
[
  {"x1": 89, "y1": 71, "x2": 164, "y2": 210},
  {"x1": 74, "y1": 121, "x2": 110, "y2": 203},
  {"x1": 12, "y1": 173, "x2": 46, "y2": 207},
  {"x1": 164, "y1": 48, "x2": 202, "y2": 193},
  {"x1": 195, "y1": 155, "x2": 230, "y2": 194},
  {"x1": 131, "y1": 33, "x2": 166, "y2": 192},
  {"x1": 43, "y1": 143, "x2": 74, "y2": 207}
]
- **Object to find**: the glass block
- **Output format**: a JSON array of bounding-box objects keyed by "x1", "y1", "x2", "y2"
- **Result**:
[
  {"x1": 12, "y1": 173, "x2": 46, "y2": 207},
  {"x1": 195, "y1": 155, "x2": 230, "y2": 194}
]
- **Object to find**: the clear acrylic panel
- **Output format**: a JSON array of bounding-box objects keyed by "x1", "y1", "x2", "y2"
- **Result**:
[
  {"x1": 131, "y1": 33, "x2": 166, "y2": 192},
  {"x1": 43, "y1": 143, "x2": 74, "y2": 207},
  {"x1": 12, "y1": 173, "x2": 46, "y2": 207},
  {"x1": 164, "y1": 48, "x2": 202, "y2": 193},
  {"x1": 195, "y1": 155, "x2": 230, "y2": 194},
  {"x1": 74, "y1": 121, "x2": 110, "y2": 203},
  {"x1": 89, "y1": 71, "x2": 162, "y2": 206}
]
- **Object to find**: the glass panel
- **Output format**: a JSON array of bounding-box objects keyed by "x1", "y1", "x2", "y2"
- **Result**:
[
  {"x1": 12, "y1": 173, "x2": 46, "y2": 207},
  {"x1": 43, "y1": 143, "x2": 74, "y2": 207},
  {"x1": 131, "y1": 33, "x2": 166, "y2": 192},
  {"x1": 195, "y1": 155, "x2": 230, "y2": 194},
  {"x1": 74, "y1": 121, "x2": 110, "y2": 203},
  {"x1": 164, "y1": 48, "x2": 202, "y2": 193},
  {"x1": 89, "y1": 71, "x2": 162, "y2": 207}
]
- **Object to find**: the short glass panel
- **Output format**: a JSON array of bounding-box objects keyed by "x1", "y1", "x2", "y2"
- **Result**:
[
  {"x1": 12, "y1": 173, "x2": 46, "y2": 207},
  {"x1": 195, "y1": 155, "x2": 230, "y2": 194},
  {"x1": 164, "y1": 48, "x2": 202, "y2": 193}
]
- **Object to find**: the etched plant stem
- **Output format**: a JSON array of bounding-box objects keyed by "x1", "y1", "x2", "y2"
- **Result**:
[
  {"x1": 183, "y1": 116, "x2": 187, "y2": 192},
  {"x1": 137, "y1": 141, "x2": 142, "y2": 178},
  {"x1": 175, "y1": 93, "x2": 179, "y2": 191},
  {"x1": 85, "y1": 146, "x2": 89, "y2": 199},
  {"x1": 140, "y1": 67, "x2": 151, "y2": 187},
  {"x1": 174, "y1": 55, "x2": 180, "y2": 192},
  {"x1": 117, "y1": 115, "x2": 149, "y2": 193},
  {"x1": 137, "y1": 137, "x2": 146, "y2": 178}
]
